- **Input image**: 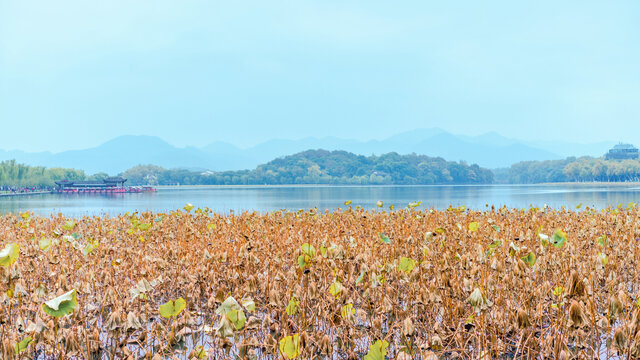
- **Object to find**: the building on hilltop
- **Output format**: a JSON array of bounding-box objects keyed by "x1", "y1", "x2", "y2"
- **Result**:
[{"x1": 605, "y1": 143, "x2": 639, "y2": 160}]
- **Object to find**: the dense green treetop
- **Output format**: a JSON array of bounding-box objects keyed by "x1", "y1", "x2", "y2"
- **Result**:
[
  {"x1": 8, "y1": 149, "x2": 640, "y2": 187},
  {"x1": 500, "y1": 156, "x2": 640, "y2": 183},
  {"x1": 123, "y1": 150, "x2": 494, "y2": 185},
  {"x1": 0, "y1": 160, "x2": 86, "y2": 187}
]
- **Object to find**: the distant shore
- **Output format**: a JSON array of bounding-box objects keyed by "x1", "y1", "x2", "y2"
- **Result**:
[
  {"x1": 0, "y1": 191, "x2": 52, "y2": 197},
  {"x1": 155, "y1": 182, "x2": 640, "y2": 189},
  {"x1": 1, "y1": 182, "x2": 639, "y2": 197}
]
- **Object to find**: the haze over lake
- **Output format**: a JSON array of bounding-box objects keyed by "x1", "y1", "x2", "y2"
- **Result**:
[{"x1": 2, "y1": 184, "x2": 639, "y2": 216}]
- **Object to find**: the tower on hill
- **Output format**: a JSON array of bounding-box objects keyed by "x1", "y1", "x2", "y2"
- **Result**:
[{"x1": 605, "y1": 143, "x2": 639, "y2": 160}]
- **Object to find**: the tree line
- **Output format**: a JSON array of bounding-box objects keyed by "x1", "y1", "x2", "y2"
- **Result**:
[
  {"x1": 7, "y1": 150, "x2": 640, "y2": 187},
  {"x1": 0, "y1": 160, "x2": 86, "y2": 188},
  {"x1": 499, "y1": 156, "x2": 640, "y2": 183},
  {"x1": 122, "y1": 150, "x2": 494, "y2": 185}
]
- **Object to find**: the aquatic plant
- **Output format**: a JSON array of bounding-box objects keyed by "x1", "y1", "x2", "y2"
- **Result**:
[{"x1": 0, "y1": 204, "x2": 639, "y2": 358}]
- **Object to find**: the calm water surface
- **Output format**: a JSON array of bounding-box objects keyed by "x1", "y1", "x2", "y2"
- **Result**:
[{"x1": 1, "y1": 184, "x2": 640, "y2": 216}]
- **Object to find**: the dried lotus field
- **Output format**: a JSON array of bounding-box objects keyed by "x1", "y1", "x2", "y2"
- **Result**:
[{"x1": 2, "y1": 205, "x2": 640, "y2": 359}]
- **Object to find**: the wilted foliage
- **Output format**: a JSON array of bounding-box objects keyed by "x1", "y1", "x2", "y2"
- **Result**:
[{"x1": 1, "y1": 204, "x2": 640, "y2": 359}]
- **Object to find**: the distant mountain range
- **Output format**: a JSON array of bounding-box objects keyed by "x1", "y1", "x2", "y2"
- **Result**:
[{"x1": 0, "y1": 129, "x2": 617, "y2": 174}]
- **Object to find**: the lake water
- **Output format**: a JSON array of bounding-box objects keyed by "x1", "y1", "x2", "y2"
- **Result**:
[{"x1": 1, "y1": 184, "x2": 640, "y2": 216}]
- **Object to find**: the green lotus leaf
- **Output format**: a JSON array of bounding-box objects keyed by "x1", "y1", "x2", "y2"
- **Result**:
[
  {"x1": 159, "y1": 297, "x2": 186, "y2": 318},
  {"x1": 398, "y1": 257, "x2": 416, "y2": 274},
  {"x1": 468, "y1": 222, "x2": 479, "y2": 232},
  {"x1": 43, "y1": 289, "x2": 77, "y2": 318},
  {"x1": 408, "y1": 201, "x2": 421, "y2": 208},
  {"x1": 183, "y1": 203, "x2": 194, "y2": 212},
  {"x1": 279, "y1": 334, "x2": 301, "y2": 359},
  {"x1": 0, "y1": 243, "x2": 19, "y2": 267},
  {"x1": 301, "y1": 243, "x2": 316, "y2": 258},
  {"x1": 376, "y1": 200, "x2": 383, "y2": 208},
  {"x1": 598, "y1": 252, "x2": 608, "y2": 265},
  {"x1": 82, "y1": 241, "x2": 98, "y2": 256},
  {"x1": 521, "y1": 252, "x2": 536, "y2": 266},
  {"x1": 553, "y1": 286, "x2": 564, "y2": 297},
  {"x1": 297, "y1": 255, "x2": 307, "y2": 269},
  {"x1": 226, "y1": 309, "x2": 246, "y2": 330},
  {"x1": 551, "y1": 229, "x2": 567, "y2": 249},
  {"x1": 15, "y1": 336, "x2": 33, "y2": 354},
  {"x1": 137, "y1": 223, "x2": 152, "y2": 231},
  {"x1": 596, "y1": 235, "x2": 608, "y2": 247},
  {"x1": 364, "y1": 340, "x2": 389, "y2": 360},
  {"x1": 62, "y1": 220, "x2": 76, "y2": 231},
  {"x1": 285, "y1": 295, "x2": 299, "y2": 316},
  {"x1": 194, "y1": 345, "x2": 208, "y2": 359},
  {"x1": 488, "y1": 240, "x2": 502, "y2": 249},
  {"x1": 378, "y1": 232, "x2": 391, "y2": 244},
  {"x1": 329, "y1": 281, "x2": 342, "y2": 298},
  {"x1": 341, "y1": 303, "x2": 355, "y2": 320},
  {"x1": 39, "y1": 237, "x2": 59, "y2": 251},
  {"x1": 509, "y1": 242, "x2": 520, "y2": 256}
]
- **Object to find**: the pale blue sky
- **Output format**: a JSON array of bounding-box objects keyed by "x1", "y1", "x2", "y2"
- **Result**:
[{"x1": 1, "y1": 1, "x2": 640, "y2": 152}]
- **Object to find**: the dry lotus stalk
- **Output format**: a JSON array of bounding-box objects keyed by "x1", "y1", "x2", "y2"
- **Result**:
[{"x1": 1, "y1": 207, "x2": 640, "y2": 358}]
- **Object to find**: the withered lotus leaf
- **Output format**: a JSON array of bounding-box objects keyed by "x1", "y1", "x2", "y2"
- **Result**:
[
  {"x1": 241, "y1": 298, "x2": 256, "y2": 312},
  {"x1": 1, "y1": 205, "x2": 639, "y2": 358},
  {"x1": 468, "y1": 288, "x2": 492, "y2": 313},
  {"x1": 216, "y1": 296, "x2": 242, "y2": 315}
]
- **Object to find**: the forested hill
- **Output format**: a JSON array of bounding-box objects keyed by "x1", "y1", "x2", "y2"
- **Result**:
[
  {"x1": 10, "y1": 150, "x2": 640, "y2": 186},
  {"x1": 123, "y1": 150, "x2": 494, "y2": 185},
  {"x1": 499, "y1": 156, "x2": 640, "y2": 183}
]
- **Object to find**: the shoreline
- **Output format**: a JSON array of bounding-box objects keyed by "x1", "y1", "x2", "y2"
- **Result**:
[
  {"x1": 0, "y1": 191, "x2": 52, "y2": 197},
  {"x1": 155, "y1": 181, "x2": 640, "y2": 189},
  {"x1": 0, "y1": 182, "x2": 637, "y2": 196}
]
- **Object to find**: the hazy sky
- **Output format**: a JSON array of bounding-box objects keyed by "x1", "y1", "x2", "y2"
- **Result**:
[{"x1": 2, "y1": 1, "x2": 640, "y2": 152}]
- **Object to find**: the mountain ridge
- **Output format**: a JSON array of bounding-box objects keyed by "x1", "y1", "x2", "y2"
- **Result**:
[{"x1": 0, "y1": 129, "x2": 618, "y2": 174}]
